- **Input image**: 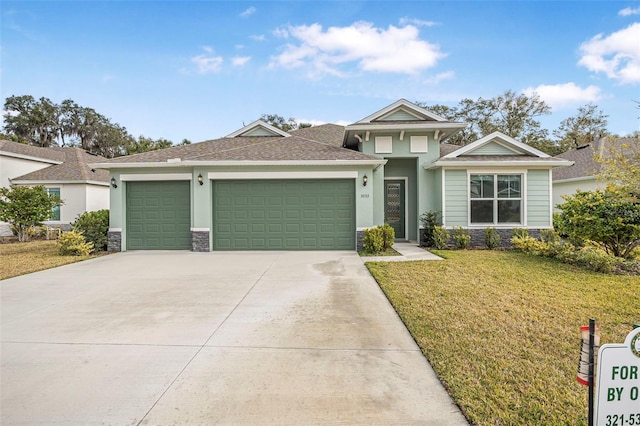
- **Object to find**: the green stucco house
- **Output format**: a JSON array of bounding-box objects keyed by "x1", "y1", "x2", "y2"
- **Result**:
[{"x1": 90, "y1": 99, "x2": 572, "y2": 251}]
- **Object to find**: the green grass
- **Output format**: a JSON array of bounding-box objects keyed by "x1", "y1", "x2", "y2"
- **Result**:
[
  {"x1": 366, "y1": 250, "x2": 639, "y2": 426},
  {"x1": 358, "y1": 247, "x2": 401, "y2": 257},
  {"x1": 0, "y1": 240, "x2": 102, "y2": 280}
]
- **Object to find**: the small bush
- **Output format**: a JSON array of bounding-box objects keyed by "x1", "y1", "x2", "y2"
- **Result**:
[
  {"x1": 57, "y1": 230, "x2": 94, "y2": 256},
  {"x1": 512, "y1": 228, "x2": 529, "y2": 239},
  {"x1": 363, "y1": 226, "x2": 384, "y2": 254},
  {"x1": 419, "y1": 211, "x2": 440, "y2": 247},
  {"x1": 484, "y1": 227, "x2": 501, "y2": 250},
  {"x1": 452, "y1": 227, "x2": 471, "y2": 249},
  {"x1": 433, "y1": 226, "x2": 449, "y2": 250},
  {"x1": 72, "y1": 209, "x2": 109, "y2": 252},
  {"x1": 381, "y1": 223, "x2": 395, "y2": 250},
  {"x1": 511, "y1": 236, "x2": 547, "y2": 254},
  {"x1": 540, "y1": 228, "x2": 560, "y2": 244}
]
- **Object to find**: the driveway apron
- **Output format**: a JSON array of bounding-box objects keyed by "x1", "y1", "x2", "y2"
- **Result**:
[{"x1": 1, "y1": 251, "x2": 467, "y2": 425}]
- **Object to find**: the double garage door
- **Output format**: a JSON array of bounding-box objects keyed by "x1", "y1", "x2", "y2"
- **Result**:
[{"x1": 126, "y1": 179, "x2": 355, "y2": 250}]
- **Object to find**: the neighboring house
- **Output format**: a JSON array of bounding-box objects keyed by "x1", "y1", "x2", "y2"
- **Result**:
[
  {"x1": 0, "y1": 140, "x2": 110, "y2": 236},
  {"x1": 90, "y1": 99, "x2": 572, "y2": 252},
  {"x1": 552, "y1": 137, "x2": 638, "y2": 210}
]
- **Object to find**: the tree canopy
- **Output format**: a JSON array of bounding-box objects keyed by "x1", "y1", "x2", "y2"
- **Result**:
[
  {"x1": 0, "y1": 185, "x2": 62, "y2": 242},
  {"x1": 260, "y1": 114, "x2": 312, "y2": 131},
  {"x1": 2, "y1": 95, "x2": 184, "y2": 157}
]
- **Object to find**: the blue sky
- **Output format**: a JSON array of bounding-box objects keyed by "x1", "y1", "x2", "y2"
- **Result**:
[{"x1": 2, "y1": 1, "x2": 639, "y2": 144}]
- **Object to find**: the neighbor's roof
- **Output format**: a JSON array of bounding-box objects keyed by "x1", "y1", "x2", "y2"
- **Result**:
[
  {"x1": 92, "y1": 124, "x2": 383, "y2": 166},
  {"x1": 9, "y1": 146, "x2": 109, "y2": 183},
  {"x1": 553, "y1": 137, "x2": 639, "y2": 181},
  {"x1": 0, "y1": 139, "x2": 65, "y2": 163}
]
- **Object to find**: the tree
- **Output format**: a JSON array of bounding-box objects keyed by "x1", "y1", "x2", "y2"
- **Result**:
[
  {"x1": 125, "y1": 135, "x2": 173, "y2": 155},
  {"x1": 260, "y1": 114, "x2": 303, "y2": 132},
  {"x1": 553, "y1": 104, "x2": 608, "y2": 153},
  {"x1": 0, "y1": 186, "x2": 62, "y2": 242},
  {"x1": 419, "y1": 90, "x2": 552, "y2": 148},
  {"x1": 555, "y1": 186, "x2": 640, "y2": 259},
  {"x1": 595, "y1": 137, "x2": 640, "y2": 197}
]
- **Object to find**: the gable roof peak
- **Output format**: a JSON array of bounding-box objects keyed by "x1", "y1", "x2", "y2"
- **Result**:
[
  {"x1": 356, "y1": 98, "x2": 450, "y2": 124},
  {"x1": 225, "y1": 119, "x2": 291, "y2": 138},
  {"x1": 443, "y1": 131, "x2": 551, "y2": 158}
]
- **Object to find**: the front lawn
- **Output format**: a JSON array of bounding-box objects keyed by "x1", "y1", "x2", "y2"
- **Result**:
[
  {"x1": 366, "y1": 250, "x2": 639, "y2": 426},
  {"x1": 0, "y1": 240, "x2": 101, "y2": 280}
]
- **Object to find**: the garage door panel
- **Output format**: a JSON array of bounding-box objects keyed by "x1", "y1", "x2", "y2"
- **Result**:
[
  {"x1": 213, "y1": 179, "x2": 354, "y2": 250},
  {"x1": 126, "y1": 181, "x2": 191, "y2": 250}
]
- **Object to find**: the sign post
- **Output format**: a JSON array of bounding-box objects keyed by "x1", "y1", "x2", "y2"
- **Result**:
[{"x1": 594, "y1": 328, "x2": 640, "y2": 426}]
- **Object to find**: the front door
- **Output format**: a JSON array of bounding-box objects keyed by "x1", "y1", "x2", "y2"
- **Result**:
[{"x1": 384, "y1": 180, "x2": 405, "y2": 240}]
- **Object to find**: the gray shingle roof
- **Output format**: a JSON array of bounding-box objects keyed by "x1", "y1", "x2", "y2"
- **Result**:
[
  {"x1": 8, "y1": 146, "x2": 109, "y2": 183},
  {"x1": 553, "y1": 138, "x2": 638, "y2": 181},
  {"x1": 0, "y1": 140, "x2": 65, "y2": 163},
  {"x1": 97, "y1": 126, "x2": 381, "y2": 164}
]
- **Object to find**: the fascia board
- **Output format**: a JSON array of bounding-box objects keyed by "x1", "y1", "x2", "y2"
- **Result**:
[
  {"x1": 346, "y1": 122, "x2": 466, "y2": 132},
  {"x1": 424, "y1": 159, "x2": 573, "y2": 169},
  {"x1": 0, "y1": 151, "x2": 63, "y2": 165},
  {"x1": 225, "y1": 120, "x2": 291, "y2": 138},
  {"x1": 10, "y1": 180, "x2": 109, "y2": 186},
  {"x1": 356, "y1": 99, "x2": 450, "y2": 123},
  {"x1": 444, "y1": 131, "x2": 551, "y2": 158}
]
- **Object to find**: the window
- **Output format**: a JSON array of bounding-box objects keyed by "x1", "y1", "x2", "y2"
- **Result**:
[
  {"x1": 470, "y1": 174, "x2": 521, "y2": 224},
  {"x1": 46, "y1": 188, "x2": 61, "y2": 221}
]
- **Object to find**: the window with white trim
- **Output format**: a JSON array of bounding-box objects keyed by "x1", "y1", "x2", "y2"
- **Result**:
[
  {"x1": 469, "y1": 174, "x2": 522, "y2": 224},
  {"x1": 46, "y1": 187, "x2": 61, "y2": 221}
]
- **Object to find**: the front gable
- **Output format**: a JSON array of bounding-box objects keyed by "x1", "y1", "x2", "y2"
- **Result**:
[
  {"x1": 442, "y1": 132, "x2": 550, "y2": 158},
  {"x1": 225, "y1": 120, "x2": 291, "y2": 138}
]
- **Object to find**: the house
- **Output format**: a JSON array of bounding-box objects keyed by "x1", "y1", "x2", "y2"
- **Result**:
[
  {"x1": 89, "y1": 99, "x2": 572, "y2": 252},
  {"x1": 552, "y1": 137, "x2": 638, "y2": 210},
  {"x1": 0, "y1": 140, "x2": 110, "y2": 236}
]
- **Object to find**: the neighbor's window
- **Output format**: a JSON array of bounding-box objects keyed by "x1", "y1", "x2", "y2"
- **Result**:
[
  {"x1": 46, "y1": 187, "x2": 61, "y2": 221},
  {"x1": 470, "y1": 174, "x2": 521, "y2": 224}
]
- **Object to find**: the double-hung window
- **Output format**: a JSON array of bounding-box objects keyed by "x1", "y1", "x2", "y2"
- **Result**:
[
  {"x1": 470, "y1": 174, "x2": 522, "y2": 224},
  {"x1": 46, "y1": 187, "x2": 61, "y2": 221}
]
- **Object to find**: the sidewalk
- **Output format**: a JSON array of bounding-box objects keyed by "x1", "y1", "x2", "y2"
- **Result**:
[{"x1": 362, "y1": 241, "x2": 443, "y2": 262}]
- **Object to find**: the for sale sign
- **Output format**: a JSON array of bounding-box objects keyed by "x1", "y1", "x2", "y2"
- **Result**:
[{"x1": 595, "y1": 328, "x2": 640, "y2": 426}]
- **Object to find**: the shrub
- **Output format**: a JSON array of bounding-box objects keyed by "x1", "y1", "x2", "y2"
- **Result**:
[
  {"x1": 419, "y1": 211, "x2": 440, "y2": 247},
  {"x1": 433, "y1": 226, "x2": 449, "y2": 250},
  {"x1": 484, "y1": 227, "x2": 501, "y2": 250},
  {"x1": 0, "y1": 185, "x2": 62, "y2": 242},
  {"x1": 540, "y1": 228, "x2": 560, "y2": 244},
  {"x1": 57, "y1": 230, "x2": 94, "y2": 256},
  {"x1": 363, "y1": 226, "x2": 384, "y2": 254},
  {"x1": 512, "y1": 228, "x2": 529, "y2": 239},
  {"x1": 381, "y1": 223, "x2": 395, "y2": 250},
  {"x1": 452, "y1": 227, "x2": 471, "y2": 249},
  {"x1": 511, "y1": 236, "x2": 547, "y2": 255},
  {"x1": 72, "y1": 209, "x2": 109, "y2": 252}
]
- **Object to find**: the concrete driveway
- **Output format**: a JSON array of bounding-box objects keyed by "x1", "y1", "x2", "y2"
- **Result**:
[{"x1": 1, "y1": 251, "x2": 467, "y2": 425}]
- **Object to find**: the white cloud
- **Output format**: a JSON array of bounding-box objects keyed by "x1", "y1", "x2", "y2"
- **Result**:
[
  {"x1": 399, "y1": 17, "x2": 438, "y2": 27},
  {"x1": 269, "y1": 21, "x2": 445, "y2": 78},
  {"x1": 619, "y1": 6, "x2": 640, "y2": 16},
  {"x1": 240, "y1": 7, "x2": 256, "y2": 18},
  {"x1": 423, "y1": 71, "x2": 455, "y2": 85},
  {"x1": 191, "y1": 48, "x2": 223, "y2": 74},
  {"x1": 232, "y1": 56, "x2": 251, "y2": 67},
  {"x1": 522, "y1": 82, "x2": 602, "y2": 108},
  {"x1": 250, "y1": 34, "x2": 265, "y2": 42},
  {"x1": 296, "y1": 118, "x2": 352, "y2": 127},
  {"x1": 272, "y1": 28, "x2": 288, "y2": 39},
  {"x1": 578, "y1": 22, "x2": 640, "y2": 84}
]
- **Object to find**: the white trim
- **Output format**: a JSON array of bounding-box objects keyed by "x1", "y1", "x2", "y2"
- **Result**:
[
  {"x1": 384, "y1": 176, "x2": 409, "y2": 241},
  {"x1": 120, "y1": 173, "x2": 192, "y2": 181},
  {"x1": 0, "y1": 150, "x2": 63, "y2": 165},
  {"x1": 441, "y1": 169, "x2": 447, "y2": 226},
  {"x1": 89, "y1": 159, "x2": 387, "y2": 169},
  {"x1": 347, "y1": 122, "x2": 466, "y2": 132},
  {"x1": 208, "y1": 171, "x2": 358, "y2": 180},
  {"x1": 549, "y1": 169, "x2": 554, "y2": 225},
  {"x1": 190, "y1": 228, "x2": 210, "y2": 232},
  {"x1": 225, "y1": 119, "x2": 291, "y2": 138},
  {"x1": 443, "y1": 131, "x2": 551, "y2": 158},
  {"x1": 424, "y1": 159, "x2": 572, "y2": 169},
  {"x1": 552, "y1": 175, "x2": 596, "y2": 184},
  {"x1": 410, "y1": 135, "x2": 428, "y2": 153},
  {"x1": 109, "y1": 228, "x2": 122, "y2": 232},
  {"x1": 10, "y1": 179, "x2": 109, "y2": 186}
]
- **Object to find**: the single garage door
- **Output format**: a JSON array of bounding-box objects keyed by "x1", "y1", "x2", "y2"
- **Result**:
[
  {"x1": 126, "y1": 181, "x2": 191, "y2": 250},
  {"x1": 213, "y1": 179, "x2": 355, "y2": 250}
]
